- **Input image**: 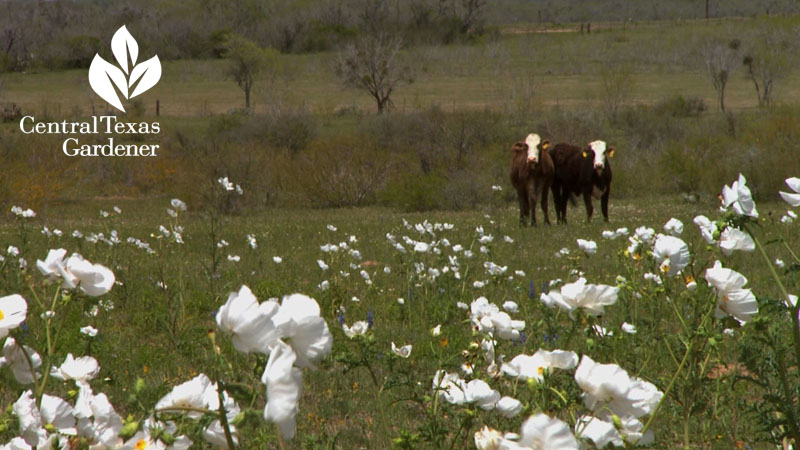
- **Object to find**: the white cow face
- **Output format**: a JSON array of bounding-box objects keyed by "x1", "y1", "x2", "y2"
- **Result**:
[
  {"x1": 525, "y1": 133, "x2": 549, "y2": 164},
  {"x1": 587, "y1": 140, "x2": 615, "y2": 170}
]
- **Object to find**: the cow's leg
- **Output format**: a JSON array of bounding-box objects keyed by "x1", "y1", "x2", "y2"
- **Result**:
[
  {"x1": 517, "y1": 188, "x2": 529, "y2": 227},
  {"x1": 540, "y1": 180, "x2": 551, "y2": 225},
  {"x1": 601, "y1": 186, "x2": 610, "y2": 222},
  {"x1": 583, "y1": 189, "x2": 594, "y2": 222},
  {"x1": 558, "y1": 187, "x2": 568, "y2": 224},
  {"x1": 528, "y1": 182, "x2": 537, "y2": 227},
  {"x1": 551, "y1": 183, "x2": 563, "y2": 224}
]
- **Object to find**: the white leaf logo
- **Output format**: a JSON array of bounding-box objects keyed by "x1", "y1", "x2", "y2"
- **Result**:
[{"x1": 88, "y1": 26, "x2": 161, "y2": 112}]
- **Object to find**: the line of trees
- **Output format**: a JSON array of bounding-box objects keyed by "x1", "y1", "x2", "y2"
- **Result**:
[
  {"x1": 0, "y1": 0, "x2": 491, "y2": 73},
  {"x1": 703, "y1": 26, "x2": 797, "y2": 112}
]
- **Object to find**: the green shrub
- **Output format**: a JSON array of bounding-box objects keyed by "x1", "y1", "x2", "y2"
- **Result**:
[
  {"x1": 63, "y1": 35, "x2": 101, "y2": 68},
  {"x1": 290, "y1": 136, "x2": 395, "y2": 208},
  {"x1": 654, "y1": 95, "x2": 707, "y2": 118},
  {"x1": 380, "y1": 171, "x2": 445, "y2": 212}
]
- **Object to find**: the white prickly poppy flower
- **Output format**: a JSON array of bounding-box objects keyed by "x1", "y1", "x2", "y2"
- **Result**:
[
  {"x1": 574, "y1": 355, "x2": 663, "y2": 419},
  {"x1": 721, "y1": 173, "x2": 758, "y2": 218},
  {"x1": 653, "y1": 234, "x2": 690, "y2": 276},
  {"x1": 501, "y1": 349, "x2": 578, "y2": 381},
  {"x1": 718, "y1": 227, "x2": 755, "y2": 256},
  {"x1": 779, "y1": 177, "x2": 800, "y2": 207},
  {"x1": 705, "y1": 260, "x2": 758, "y2": 323},
  {"x1": 216, "y1": 285, "x2": 282, "y2": 354},
  {"x1": 262, "y1": 340, "x2": 303, "y2": 440},
  {"x1": 518, "y1": 413, "x2": 580, "y2": 450},
  {"x1": 0, "y1": 294, "x2": 28, "y2": 338}
]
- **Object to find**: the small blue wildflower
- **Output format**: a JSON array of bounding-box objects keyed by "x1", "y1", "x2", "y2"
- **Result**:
[
  {"x1": 513, "y1": 331, "x2": 527, "y2": 346},
  {"x1": 18, "y1": 322, "x2": 30, "y2": 341},
  {"x1": 529, "y1": 279, "x2": 536, "y2": 299},
  {"x1": 366, "y1": 310, "x2": 374, "y2": 329},
  {"x1": 337, "y1": 312, "x2": 345, "y2": 326},
  {"x1": 541, "y1": 280, "x2": 548, "y2": 295}
]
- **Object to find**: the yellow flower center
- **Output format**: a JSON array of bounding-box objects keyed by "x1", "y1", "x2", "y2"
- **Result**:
[
  {"x1": 686, "y1": 275, "x2": 695, "y2": 283},
  {"x1": 0, "y1": 309, "x2": 4, "y2": 320},
  {"x1": 723, "y1": 295, "x2": 729, "y2": 304},
  {"x1": 537, "y1": 366, "x2": 544, "y2": 376},
  {"x1": 661, "y1": 264, "x2": 670, "y2": 273},
  {"x1": 135, "y1": 439, "x2": 147, "y2": 450}
]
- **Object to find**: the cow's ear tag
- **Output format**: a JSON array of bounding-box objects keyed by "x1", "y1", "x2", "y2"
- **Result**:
[
  {"x1": 542, "y1": 141, "x2": 550, "y2": 150},
  {"x1": 608, "y1": 148, "x2": 615, "y2": 158},
  {"x1": 582, "y1": 151, "x2": 587, "y2": 158}
]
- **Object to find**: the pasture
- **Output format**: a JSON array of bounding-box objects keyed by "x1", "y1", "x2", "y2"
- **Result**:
[{"x1": 2, "y1": 10, "x2": 800, "y2": 450}]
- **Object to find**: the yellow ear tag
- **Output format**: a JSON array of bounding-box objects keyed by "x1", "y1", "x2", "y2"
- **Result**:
[
  {"x1": 582, "y1": 151, "x2": 587, "y2": 158},
  {"x1": 542, "y1": 142, "x2": 550, "y2": 150},
  {"x1": 608, "y1": 149, "x2": 615, "y2": 158}
]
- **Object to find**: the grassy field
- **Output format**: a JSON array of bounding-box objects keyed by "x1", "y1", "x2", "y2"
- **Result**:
[
  {"x1": 2, "y1": 190, "x2": 799, "y2": 448},
  {"x1": 4, "y1": 17, "x2": 800, "y2": 118},
  {"x1": 2, "y1": 14, "x2": 800, "y2": 449}
]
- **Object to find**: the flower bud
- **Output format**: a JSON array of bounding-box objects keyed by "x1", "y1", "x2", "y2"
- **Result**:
[
  {"x1": 135, "y1": 377, "x2": 146, "y2": 394},
  {"x1": 120, "y1": 420, "x2": 139, "y2": 439}
]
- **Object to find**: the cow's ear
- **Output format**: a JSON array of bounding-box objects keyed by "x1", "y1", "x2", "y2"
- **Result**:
[
  {"x1": 582, "y1": 151, "x2": 588, "y2": 158},
  {"x1": 542, "y1": 140, "x2": 550, "y2": 150},
  {"x1": 608, "y1": 148, "x2": 615, "y2": 158}
]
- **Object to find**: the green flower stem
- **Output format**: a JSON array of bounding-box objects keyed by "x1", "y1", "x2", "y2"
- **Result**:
[
  {"x1": 746, "y1": 226, "x2": 800, "y2": 374},
  {"x1": 155, "y1": 406, "x2": 216, "y2": 415},
  {"x1": 37, "y1": 286, "x2": 69, "y2": 404},
  {"x1": 206, "y1": 330, "x2": 237, "y2": 450},
  {"x1": 448, "y1": 414, "x2": 470, "y2": 450},
  {"x1": 216, "y1": 383, "x2": 237, "y2": 450},
  {"x1": 276, "y1": 425, "x2": 288, "y2": 450},
  {"x1": 363, "y1": 346, "x2": 391, "y2": 447},
  {"x1": 14, "y1": 336, "x2": 42, "y2": 401},
  {"x1": 667, "y1": 291, "x2": 690, "y2": 335},
  {"x1": 637, "y1": 296, "x2": 716, "y2": 443},
  {"x1": 772, "y1": 337, "x2": 800, "y2": 443},
  {"x1": 26, "y1": 280, "x2": 46, "y2": 311}
]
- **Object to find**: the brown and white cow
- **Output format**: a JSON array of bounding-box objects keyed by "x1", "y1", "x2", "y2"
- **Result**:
[
  {"x1": 549, "y1": 140, "x2": 615, "y2": 223},
  {"x1": 510, "y1": 133, "x2": 554, "y2": 226}
]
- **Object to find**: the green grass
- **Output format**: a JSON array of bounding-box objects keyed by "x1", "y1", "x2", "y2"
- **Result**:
[
  {"x1": 4, "y1": 16, "x2": 800, "y2": 118},
  {"x1": 1, "y1": 193, "x2": 797, "y2": 448}
]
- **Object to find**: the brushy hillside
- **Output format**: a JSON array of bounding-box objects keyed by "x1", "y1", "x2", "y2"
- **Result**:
[{"x1": 2, "y1": 16, "x2": 800, "y2": 212}]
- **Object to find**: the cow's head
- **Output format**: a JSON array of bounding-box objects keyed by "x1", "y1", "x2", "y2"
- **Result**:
[
  {"x1": 582, "y1": 140, "x2": 615, "y2": 173},
  {"x1": 524, "y1": 133, "x2": 550, "y2": 165}
]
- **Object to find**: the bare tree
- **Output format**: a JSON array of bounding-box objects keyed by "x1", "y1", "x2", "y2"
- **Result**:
[
  {"x1": 600, "y1": 63, "x2": 634, "y2": 121},
  {"x1": 742, "y1": 28, "x2": 793, "y2": 107},
  {"x1": 456, "y1": 0, "x2": 487, "y2": 35},
  {"x1": 357, "y1": 0, "x2": 390, "y2": 35},
  {"x1": 702, "y1": 39, "x2": 740, "y2": 113},
  {"x1": 335, "y1": 33, "x2": 413, "y2": 114}
]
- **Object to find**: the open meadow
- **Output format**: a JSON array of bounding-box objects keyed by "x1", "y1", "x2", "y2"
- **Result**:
[{"x1": 2, "y1": 3, "x2": 800, "y2": 449}]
